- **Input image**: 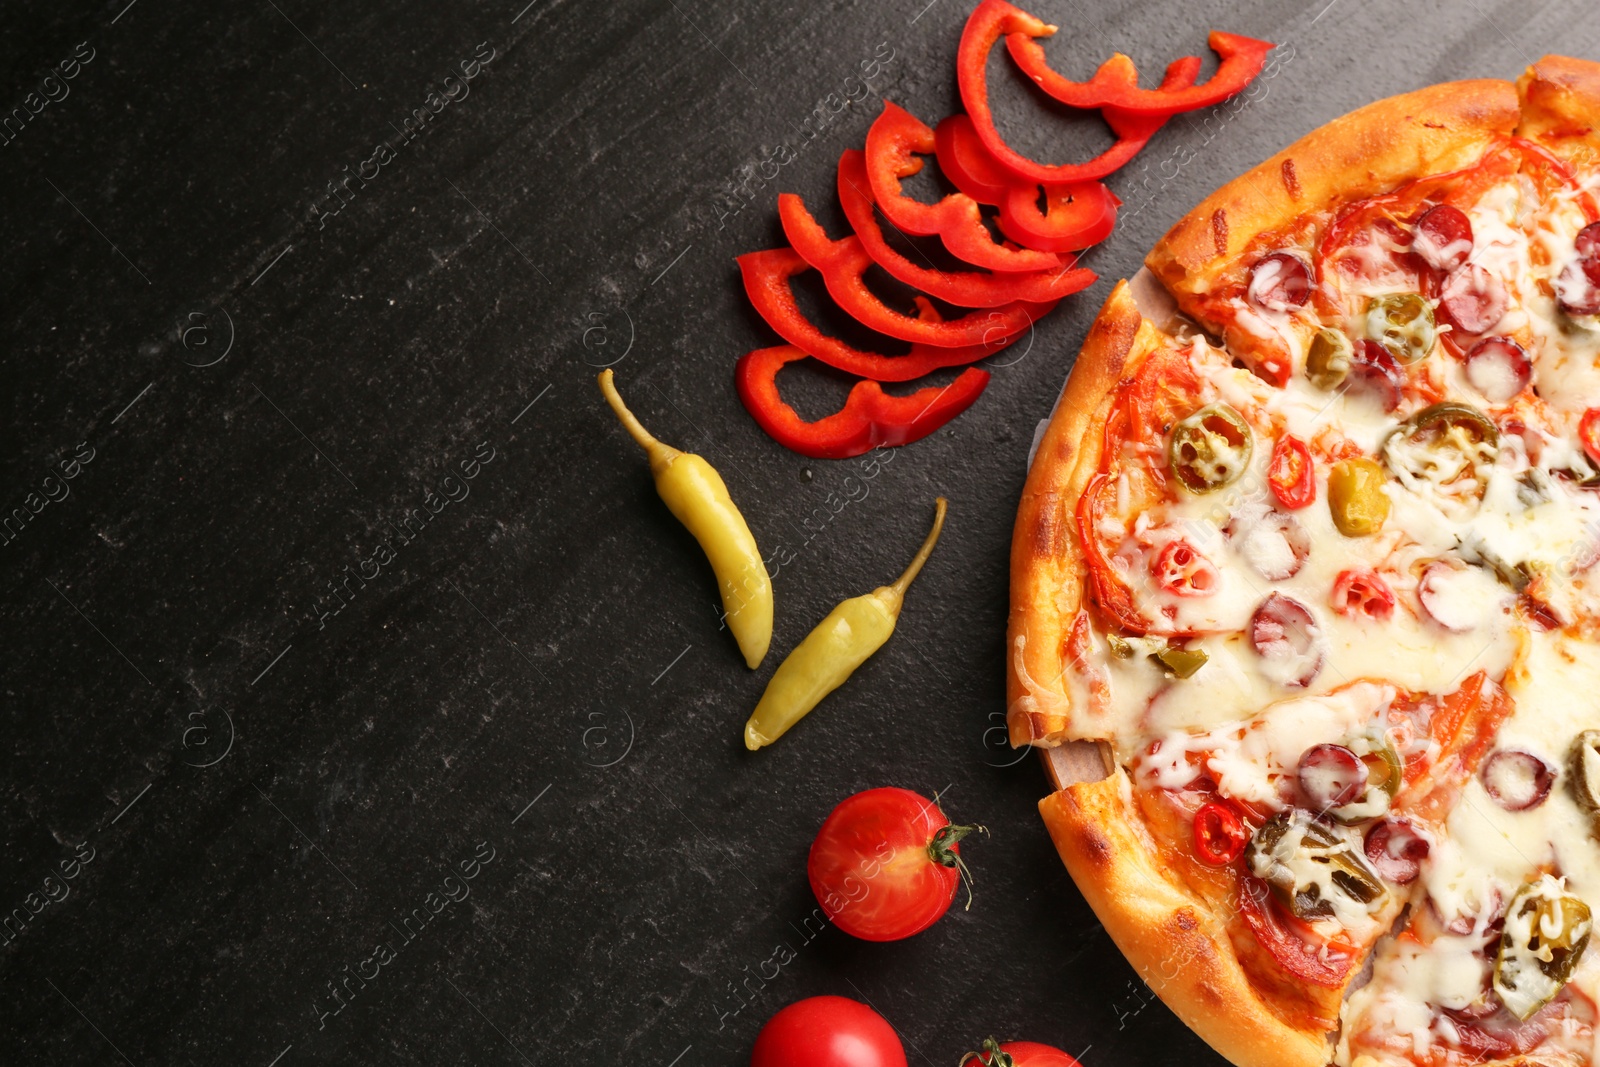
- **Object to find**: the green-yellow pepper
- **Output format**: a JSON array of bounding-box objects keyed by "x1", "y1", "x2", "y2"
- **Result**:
[
  {"x1": 744, "y1": 498, "x2": 946, "y2": 750},
  {"x1": 600, "y1": 369, "x2": 772, "y2": 668},
  {"x1": 1328, "y1": 457, "x2": 1391, "y2": 536}
]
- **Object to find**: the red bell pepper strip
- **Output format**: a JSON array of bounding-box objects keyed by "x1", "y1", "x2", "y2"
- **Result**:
[
  {"x1": 956, "y1": 0, "x2": 1199, "y2": 185},
  {"x1": 1075, "y1": 472, "x2": 1152, "y2": 634},
  {"x1": 864, "y1": 102, "x2": 1065, "y2": 273},
  {"x1": 1007, "y1": 30, "x2": 1273, "y2": 115},
  {"x1": 997, "y1": 181, "x2": 1120, "y2": 253},
  {"x1": 934, "y1": 114, "x2": 1017, "y2": 205},
  {"x1": 738, "y1": 248, "x2": 1018, "y2": 381},
  {"x1": 836, "y1": 149, "x2": 1095, "y2": 307},
  {"x1": 933, "y1": 114, "x2": 1122, "y2": 252},
  {"x1": 777, "y1": 191, "x2": 1056, "y2": 345},
  {"x1": 736, "y1": 345, "x2": 990, "y2": 459}
]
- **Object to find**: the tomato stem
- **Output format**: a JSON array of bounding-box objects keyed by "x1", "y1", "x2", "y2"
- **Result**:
[
  {"x1": 957, "y1": 1037, "x2": 1013, "y2": 1067},
  {"x1": 928, "y1": 823, "x2": 987, "y2": 911}
]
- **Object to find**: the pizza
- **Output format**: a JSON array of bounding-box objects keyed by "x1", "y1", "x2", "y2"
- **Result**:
[{"x1": 1007, "y1": 56, "x2": 1600, "y2": 1067}]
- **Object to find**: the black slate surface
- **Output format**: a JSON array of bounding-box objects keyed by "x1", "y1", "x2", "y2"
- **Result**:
[{"x1": 2, "y1": 1, "x2": 1595, "y2": 1065}]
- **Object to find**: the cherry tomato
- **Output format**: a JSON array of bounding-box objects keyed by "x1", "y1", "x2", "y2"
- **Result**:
[
  {"x1": 752, "y1": 997, "x2": 907, "y2": 1067},
  {"x1": 1192, "y1": 802, "x2": 1249, "y2": 866},
  {"x1": 961, "y1": 1036, "x2": 1083, "y2": 1067},
  {"x1": 1150, "y1": 539, "x2": 1219, "y2": 597},
  {"x1": 1330, "y1": 569, "x2": 1395, "y2": 619},
  {"x1": 807, "y1": 787, "x2": 979, "y2": 942},
  {"x1": 1267, "y1": 434, "x2": 1315, "y2": 509},
  {"x1": 1580, "y1": 408, "x2": 1600, "y2": 467}
]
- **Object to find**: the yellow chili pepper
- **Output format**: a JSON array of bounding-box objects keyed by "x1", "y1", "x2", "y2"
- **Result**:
[
  {"x1": 744, "y1": 497, "x2": 947, "y2": 750},
  {"x1": 599, "y1": 369, "x2": 772, "y2": 669}
]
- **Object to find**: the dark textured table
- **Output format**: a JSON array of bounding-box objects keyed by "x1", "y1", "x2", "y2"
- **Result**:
[{"x1": 3, "y1": 1, "x2": 1594, "y2": 1064}]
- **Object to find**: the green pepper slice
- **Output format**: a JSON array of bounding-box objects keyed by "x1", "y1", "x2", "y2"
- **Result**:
[
  {"x1": 1246, "y1": 810, "x2": 1386, "y2": 920},
  {"x1": 1328, "y1": 731, "x2": 1404, "y2": 824},
  {"x1": 1381, "y1": 402, "x2": 1500, "y2": 498},
  {"x1": 1495, "y1": 878, "x2": 1593, "y2": 1020},
  {"x1": 1571, "y1": 730, "x2": 1600, "y2": 837},
  {"x1": 1366, "y1": 293, "x2": 1436, "y2": 364},
  {"x1": 1152, "y1": 645, "x2": 1208, "y2": 679},
  {"x1": 1168, "y1": 404, "x2": 1253, "y2": 494},
  {"x1": 1306, "y1": 327, "x2": 1353, "y2": 391}
]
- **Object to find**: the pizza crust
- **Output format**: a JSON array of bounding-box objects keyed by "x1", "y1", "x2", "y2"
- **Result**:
[
  {"x1": 1039, "y1": 776, "x2": 1331, "y2": 1067},
  {"x1": 1145, "y1": 78, "x2": 1520, "y2": 327},
  {"x1": 1005, "y1": 280, "x2": 1156, "y2": 748},
  {"x1": 1518, "y1": 54, "x2": 1600, "y2": 164}
]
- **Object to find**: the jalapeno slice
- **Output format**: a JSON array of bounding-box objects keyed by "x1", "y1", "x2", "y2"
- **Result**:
[
  {"x1": 1366, "y1": 293, "x2": 1436, "y2": 364},
  {"x1": 1152, "y1": 645, "x2": 1208, "y2": 679},
  {"x1": 1245, "y1": 810, "x2": 1386, "y2": 921},
  {"x1": 1381, "y1": 402, "x2": 1500, "y2": 499},
  {"x1": 1306, "y1": 328, "x2": 1353, "y2": 391},
  {"x1": 1327, "y1": 731, "x2": 1404, "y2": 824},
  {"x1": 1168, "y1": 404, "x2": 1253, "y2": 494},
  {"x1": 1571, "y1": 730, "x2": 1600, "y2": 836},
  {"x1": 1495, "y1": 877, "x2": 1593, "y2": 1020}
]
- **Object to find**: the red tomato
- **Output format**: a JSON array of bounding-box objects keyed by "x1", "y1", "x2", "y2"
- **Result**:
[
  {"x1": 962, "y1": 1037, "x2": 1082, "y2": 1067},
  {"x1": 1150, "y1": 539, "x2": 1219, "y2": 597},
  {"x1": 807, "y1": 787, "x2": 977, "y2": 942},
  {"x1": 1580, "y1": 408, "x2": 1600, "y2": 467},
  {"x1": 752, "y1": 997, "x2": 907, "y2": 1067},
  {"x1": 1267, "y1": 434, "x2": 1315, "y2": 509},
  {"x1": 1192, "y1": 802, "x2": 1249, "y2": 865}
]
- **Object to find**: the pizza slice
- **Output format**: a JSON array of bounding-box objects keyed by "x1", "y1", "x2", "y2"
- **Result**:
[{"x1": 1040, "y1": 669, "x2": 1512, "y2": 1066}]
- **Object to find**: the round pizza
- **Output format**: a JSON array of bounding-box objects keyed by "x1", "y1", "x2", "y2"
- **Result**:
[{"x1": 1007, "y1": 55, "x2": 1600, "y2": 1067}]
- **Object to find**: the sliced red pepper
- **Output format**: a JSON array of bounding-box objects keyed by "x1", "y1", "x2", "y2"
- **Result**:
[
  {"x1": 935, "y1": 114, "x2": 1017, "y2": 205},
  {"x1": 1076, "y1": 472, "x2": 1151, "y2": 634},
  {"x1": 864, "y1": 102, "x2": 1065, "y2": 273},
  {"x1": 1006, "y1": 30, "x2": 1273, "y2": 115},
  {"x1": 997, "y1": 180, "x2": 1120, "y2": 253},
  {"x1": 735, "y1": 345, "x2": 990, "y2": 459},
  {"x1": 836, "y1": 149, "x2": 1095, "y2": 307},
  {"x1": 956, "y1": 0, "x2": 1199, "y2": 185},
  {"x1": 777, "y1": 191, "x2": 1056, "y2": 345},
  {"x1": 1192, "y1": 802, "x2": 1249, "y2": 866},
  {"x1": 1267, "y1": 434, "x2": 1315, "y2": 510},
  {"x1": 738, "y1": 248, "x2": 1018, "y2": 382},
  {"x1": 1236, "y1": 875, "x2": 1355, "y2": 988},
  {"x1": 1580, "y1": 407, "x2": 1600, "y2": 466}
]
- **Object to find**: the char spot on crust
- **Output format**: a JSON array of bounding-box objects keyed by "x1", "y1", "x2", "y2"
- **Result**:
[
  {"x1": 1078, "y1": 824, "x2": 1114, "y2": 866},
  {"x1": 1280, "y1": 158, "x2": 1302, "y2": 200},
  {"x1": 1210, "y1": 209, "x2": 1229, "y2": 257},
  {"x1": 1173, "y1": 908, "x2": 1199, "y2": 934}
]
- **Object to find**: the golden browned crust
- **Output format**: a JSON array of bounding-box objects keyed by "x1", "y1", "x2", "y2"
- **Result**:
[
  {"x1": 1004, "y1": 281, "x2": 1164, "y2": 748},
  {"x1": 1145, "y1": 79, "x2": 1519, "y2": 314},
  {"x1": 1040, "y1": 778, "x2": 1331, "y2": 1067},
  {"x1": 1517, "y1": 55, "x2": 1600, "y2": 166}
]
